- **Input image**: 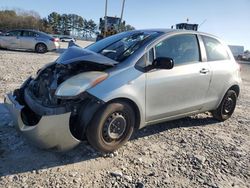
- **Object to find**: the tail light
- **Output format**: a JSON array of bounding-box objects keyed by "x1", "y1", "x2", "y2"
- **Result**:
[{"x1": 50, "y1": 38, "x2": 59, "y2": 42}]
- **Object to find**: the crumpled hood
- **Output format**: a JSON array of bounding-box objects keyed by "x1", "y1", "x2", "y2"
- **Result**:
[{"x1": 56, "y1": 46, "x2": 117, "y2": 66}]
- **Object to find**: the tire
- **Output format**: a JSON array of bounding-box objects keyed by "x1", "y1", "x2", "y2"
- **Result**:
[
  {"x1": 35, "y1": 43, "x2": 47, "y2": 53},
  {"x1": 212, "y1": 90, "x2": 237, "y2": 121},
  {"x1": 86, "y1": 101, "x2": 135, "y2": 153}
]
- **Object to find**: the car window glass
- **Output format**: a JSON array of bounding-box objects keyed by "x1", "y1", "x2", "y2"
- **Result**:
[
  {"x1": 148, "y1": 48, "x2": 154, "y2": 64},
  {"x1": 136, "y1": 55, "x2": 146, "y2": 69},
  {"x1": 155, "y1": 34, "x2": 200, "y2": 65},
  {"x1": 135, "y1": 48, "x2": 154, "y2": 70},
  {"x1": 6, "y1": 31, "x2": 21, "y2": 37},
  {"x1": 202, "y1": 36, "x2": 229, "y2": 61},
  {"x1": 100, "y1": 32, "x2": 151, "y2": 61},
  {"x1": 22, "y1": 31, "x2": 36, "y2": 37},
  {"x1": 86, "y1": 31, "x2": 161, "y2": 62}
]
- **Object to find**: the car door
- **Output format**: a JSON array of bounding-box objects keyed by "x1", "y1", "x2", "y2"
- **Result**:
[
  {"x1": 20, "y1": 31, "x2": 37, "y2": 50},
  {"x1": 146, "y1": 34, "x2": 211, "y2": 122},
  {"x1": 201, "y1": 35, "x2": 237, "y2": 109},
  {"x1": 3, "y1": 30, "x2": 21, "y2": 49}
]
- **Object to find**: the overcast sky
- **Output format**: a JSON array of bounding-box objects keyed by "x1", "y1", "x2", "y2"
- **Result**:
[{"x1": 1, "y1": 0, "x2": 250, "y2": 50}]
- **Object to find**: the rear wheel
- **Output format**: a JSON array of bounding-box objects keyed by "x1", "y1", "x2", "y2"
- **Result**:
[
  {"x1": 35, "y1": 43, "x2": 47, "y2": 53},
  {"x1": 212, "y1": 90, "x2": 237, "y2": 121},
  {"x1": 86, "y1": 101, "x2": 135, "y2": 153}
]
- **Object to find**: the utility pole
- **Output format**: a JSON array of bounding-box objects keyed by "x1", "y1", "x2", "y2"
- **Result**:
[
  {"x1": 119, "y1": 0, "x2": 126, "y2": 31},
  {"x1": 104, "y1": 0, "x2": 108, "y2": 37}
]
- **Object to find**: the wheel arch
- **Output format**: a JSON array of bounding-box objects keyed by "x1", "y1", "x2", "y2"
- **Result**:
[
  {"x1": 228, "y1": 84, "x2": 240, "y2": 97},
  {"x1": 216, "y1": 84, "x2": 240, "y2": 110}
]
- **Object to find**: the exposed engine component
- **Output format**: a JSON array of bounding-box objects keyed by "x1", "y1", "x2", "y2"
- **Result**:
[{"x1": 27, "y1": 61, "x2": 110, "y2": 107}]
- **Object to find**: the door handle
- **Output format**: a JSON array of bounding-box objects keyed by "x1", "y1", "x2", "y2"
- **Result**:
[{"x1": 200, "y1": 68, "x2": 210, "y2": 74}]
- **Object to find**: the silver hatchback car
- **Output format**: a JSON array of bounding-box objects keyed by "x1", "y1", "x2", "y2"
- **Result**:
[
  {"x1": 5, "y1": 29, "x2": 241, "y2": 152},
  {"x1": 0, "y1": 29, "x2": 60, "y2": 53}
]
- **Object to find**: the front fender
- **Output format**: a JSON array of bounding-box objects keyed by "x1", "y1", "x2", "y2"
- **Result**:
[{"x1": 88, "y1": 68, "x2": 146, "y2": 129}]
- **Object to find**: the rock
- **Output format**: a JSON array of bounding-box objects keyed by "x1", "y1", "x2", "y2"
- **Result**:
[
  {"x1": 21, "y1": 183, "x2": 29, "y2": 188},
  {"x1": 103, "y1": 151, "x2": 118, "y2": 158},
  {"x1": 124, "y1": 175, "x2": 132, "y2": 182},
  {"x1": 180, "y1": 138, "x2": 187, "y2": 144},
  {"x1": 178, "y1": 166, "x2": 186, "y2": 172},
  {"x1": 138, "y1": 158, "x2": 143, "y2": 163},
  {"x1": 110, "y1": 171, "x2": 123, "y2": 178},
  {"x1": 69, "y1": 171, "x2": 78, "y2": 177},
  {"x1": 109, "y1": 153, "x2": 114, "y2": 158},
  {"x1": 148, "y1": 172, "x2": 155, "y2": 176},
  {"x1": 194, "y1": 155, "x2": 206, "y2": 164},
  {"x1": 136, "y1": 182, "x2": 145, "y2": 188},
  {"x1": 73, "y1": 178, "x2": 78, "y2": 183}
]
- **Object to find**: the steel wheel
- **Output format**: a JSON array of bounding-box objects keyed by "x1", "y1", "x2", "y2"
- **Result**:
[
  {"x1": 212, "y1": 90, "x2": 237, "y2": 121},
  {"x1": 102, "y1": 112, "x2": 127, "y2": 143},
  {"x1": 86, "y1": 101, "x2": 135, "y2": 153}
]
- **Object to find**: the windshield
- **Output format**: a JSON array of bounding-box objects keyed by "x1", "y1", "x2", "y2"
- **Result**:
[
  {"x1": 107, "y1": 17, "x2": 120, "y2": 25},
  {"x1": 87, "y1": 31, "x2": 161, "y2": 62}
]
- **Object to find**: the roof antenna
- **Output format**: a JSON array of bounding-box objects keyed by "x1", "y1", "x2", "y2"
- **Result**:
[{"x1": 199, "y1": 19, "x2": 207, "y2": 29}]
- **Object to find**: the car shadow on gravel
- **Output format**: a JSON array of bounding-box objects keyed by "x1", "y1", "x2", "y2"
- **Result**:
[
  {"x1": 132, "y1": 114, "x2": 218, "y2": 140},
  {"x1": 0, "y1": 108, "x2": 218, "y2": 177}
]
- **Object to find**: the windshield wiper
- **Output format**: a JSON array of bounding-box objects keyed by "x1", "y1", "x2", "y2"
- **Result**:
[{"x1": 116, "y1": 34, "x2": 151, "y2": 62}]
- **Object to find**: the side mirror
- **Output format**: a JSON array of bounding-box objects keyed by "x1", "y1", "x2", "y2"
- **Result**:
[{"x1": 153, "y1": 57, "x2": 174, "y2": 69}]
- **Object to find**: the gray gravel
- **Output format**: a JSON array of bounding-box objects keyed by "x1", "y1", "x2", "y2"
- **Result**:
[{"x1": 0, "y1": 43, "x2": 249, "y2": 188}]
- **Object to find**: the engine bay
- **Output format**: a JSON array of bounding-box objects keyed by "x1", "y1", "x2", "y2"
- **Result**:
[{"x1": 26, "y1": 61, "x2": 111, "y2": 107}]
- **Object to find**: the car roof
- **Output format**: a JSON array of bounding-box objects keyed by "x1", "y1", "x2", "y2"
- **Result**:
[
  {"x1": 129, "y1": 28, "x2": 219, "y2": 39},
  {"x1": 7, "y1": 29, "x2": 53, "y2": 37}
]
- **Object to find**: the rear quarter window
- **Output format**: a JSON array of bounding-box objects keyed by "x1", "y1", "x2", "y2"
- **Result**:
[{"x1": 202, "y1": 35, "x2": 230, "y2": 61}]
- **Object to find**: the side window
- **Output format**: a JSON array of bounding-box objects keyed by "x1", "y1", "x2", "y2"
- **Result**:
[
  {"x1": 155, "y1": 34, "x2": 200, "y2": 65},
  {"x1": 148, "y1": 48, "x2": 154, "y2": 64},
  {"x1": 22, "y1": 31, "x2": 36, "y2": 37},
  {"x1": 6, "y1": 31, "x2": 21, "y2": 37},
  {"x1": 135, "y1": 55, "x2": 147, "y2": 72},
  {"x1": 202, "y1": 36, "x2": 229, "y2": 61},
  {"x1": 135, "y1": 48, "x2": 154, "y2": 70}
]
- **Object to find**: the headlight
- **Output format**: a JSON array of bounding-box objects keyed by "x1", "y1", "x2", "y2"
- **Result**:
[{"x1": 55, "y1": 71, "x2": 108, "y2": 98}]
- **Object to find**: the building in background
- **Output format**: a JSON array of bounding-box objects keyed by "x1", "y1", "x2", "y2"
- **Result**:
[{"x1": 229, "y1": 45, "x2": 244, "y2": 58}]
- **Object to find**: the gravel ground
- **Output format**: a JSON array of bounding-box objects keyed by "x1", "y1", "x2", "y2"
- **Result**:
[{"x1": 0, "y1": 43, "x2": 249, "y2": 188}]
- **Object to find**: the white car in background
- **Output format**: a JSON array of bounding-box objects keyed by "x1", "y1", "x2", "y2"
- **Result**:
[
  {"x1": 60, "y1": 36, "x2": 76, "y2": 42},
  {"x1": 241, "y1": 52, "x2": 250, "y2": 61},
  {"x1": 0, "y1": 29, "x2": 60, "y2": 53}
]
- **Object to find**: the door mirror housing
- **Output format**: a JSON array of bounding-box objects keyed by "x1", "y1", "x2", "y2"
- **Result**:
[{"x1": 153, "y1": 57, "x2": 174, "y2": 69}]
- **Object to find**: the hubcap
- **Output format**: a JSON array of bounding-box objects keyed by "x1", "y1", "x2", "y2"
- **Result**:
[
  {"x1": 103, "y1": 112, "x2": 127, "y2": 142},
  {"x1": 38, "y1": 45, "x2": 45, "y2": 52},
  {"x1": 223, "y1": 97, "x2": 234, "y2": 114}
]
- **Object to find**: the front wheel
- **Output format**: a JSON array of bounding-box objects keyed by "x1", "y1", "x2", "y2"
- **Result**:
[
  {"x1": 86, "y1": 101, "x2": 135, "y2": 153},
  {"x1": 212, "y1": 90, "x2": 238, "y2": 121}
]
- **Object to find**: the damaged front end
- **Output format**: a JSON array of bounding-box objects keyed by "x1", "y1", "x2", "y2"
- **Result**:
[{"x1": 4, "y1": 46, "x2": 115, "y2": 151}]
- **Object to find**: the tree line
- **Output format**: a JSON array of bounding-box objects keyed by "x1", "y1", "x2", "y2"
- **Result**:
[{"x1": 0, "y1": 9, "x2": 135, "y2": 37}]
